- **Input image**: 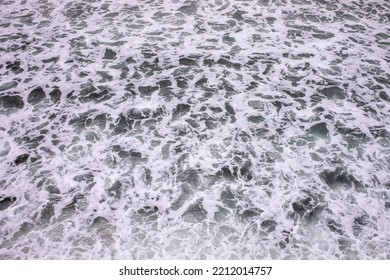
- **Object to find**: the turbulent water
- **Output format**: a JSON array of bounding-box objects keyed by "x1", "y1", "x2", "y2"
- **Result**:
[{"x1": 0, "y1": 0, "x2": 390, "y2": 259}]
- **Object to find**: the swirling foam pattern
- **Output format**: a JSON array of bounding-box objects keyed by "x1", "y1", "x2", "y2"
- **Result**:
[{"x1": 0, "y1": 0, "x2": 390, "y2": 259}]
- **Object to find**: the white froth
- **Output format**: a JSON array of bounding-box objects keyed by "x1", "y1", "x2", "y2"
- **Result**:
[{"x1": 0, "y1": 0, "x2": 389, "y2": 260}]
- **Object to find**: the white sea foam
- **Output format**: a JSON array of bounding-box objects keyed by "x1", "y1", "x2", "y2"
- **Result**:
[{"x1": 0, "y1": 0, "x2": 389, "y2": 259}]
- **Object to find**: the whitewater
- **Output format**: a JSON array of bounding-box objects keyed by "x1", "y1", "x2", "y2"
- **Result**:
[{"x1": 0, "y1": 0, "x2": 390, "y2": 259}]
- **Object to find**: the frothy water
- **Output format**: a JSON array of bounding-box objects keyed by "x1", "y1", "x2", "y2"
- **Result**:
[{"x1": 0, "y1": 0, "x2": 390, "y2": 259}]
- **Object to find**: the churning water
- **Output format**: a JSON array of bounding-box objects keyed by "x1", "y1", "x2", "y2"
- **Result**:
[{"x1": 0, "y1": 0, "x2": 390, "y2": 259}]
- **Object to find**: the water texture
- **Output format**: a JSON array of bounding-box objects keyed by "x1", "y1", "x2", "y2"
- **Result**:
[{"x1": 0, "y1": 0, "x2": 390, "y2": 259}]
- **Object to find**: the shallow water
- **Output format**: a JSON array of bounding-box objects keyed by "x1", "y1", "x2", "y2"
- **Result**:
[{"x1": 0, "y1": 0, "x2": 390, "y2": 259}]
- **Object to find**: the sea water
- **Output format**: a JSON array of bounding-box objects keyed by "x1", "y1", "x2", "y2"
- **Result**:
[{"x1": 0, "y1": 0, "x2": 390, "y2": 259}]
